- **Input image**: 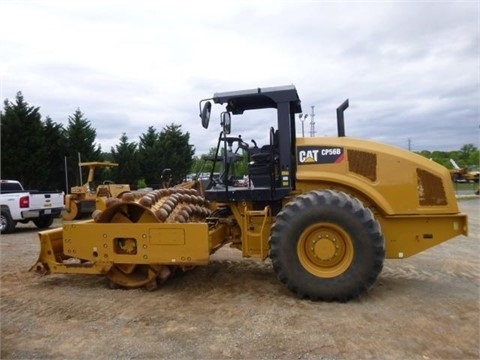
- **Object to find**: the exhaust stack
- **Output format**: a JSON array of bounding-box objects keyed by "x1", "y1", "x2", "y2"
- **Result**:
[{"x1": 336, "y1": 99, "x2": 349, "y2": 137}]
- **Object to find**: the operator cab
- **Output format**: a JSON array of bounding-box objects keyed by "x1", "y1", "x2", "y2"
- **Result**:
[{"x1": 199, "y1": 85, "x2": 302, "y2": 203}]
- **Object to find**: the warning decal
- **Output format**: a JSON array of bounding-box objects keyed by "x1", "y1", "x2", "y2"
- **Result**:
[{"x1": 297, "y1": 146, "x2": 345, "y2": 165}]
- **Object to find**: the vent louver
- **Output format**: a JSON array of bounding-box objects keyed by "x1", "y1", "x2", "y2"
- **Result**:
[
  {"x1": 348, "y1": 150, "x2": 377, "y2": 182},
  {"x1": 417, "y1": 168, "x2": 447, "y2": 206}
]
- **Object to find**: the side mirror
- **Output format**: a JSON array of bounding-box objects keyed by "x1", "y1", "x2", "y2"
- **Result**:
[
  {"x1": 221, "y1": 112, "x2": 231, "y2": 135},
  {"x1": 200, "y1": 101, "x2": 212, "y2": 129}
]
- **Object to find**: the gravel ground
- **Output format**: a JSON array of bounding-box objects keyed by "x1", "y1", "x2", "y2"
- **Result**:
[{"x1": 1, "y1": 198, "x2": 478, "y2": 359}]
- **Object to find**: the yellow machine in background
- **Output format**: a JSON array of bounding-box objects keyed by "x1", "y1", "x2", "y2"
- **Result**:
[
  {"x1": 33, "y1": 86, "x2": 468, "y2": 302},
  {"x1": 62, "y1": 161, "x2": 130, "y2": 220},
  {"x1": 449, "y1": 159, "x2": 480, "y2": 183}
]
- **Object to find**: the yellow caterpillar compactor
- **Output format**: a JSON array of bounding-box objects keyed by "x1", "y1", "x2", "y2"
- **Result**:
[
  {"x1": 32, "y1": 85, "x2": 468, "y2": 301},
  {"x1": 62, "y1": 161, "x2": 130, "y2": 220}
]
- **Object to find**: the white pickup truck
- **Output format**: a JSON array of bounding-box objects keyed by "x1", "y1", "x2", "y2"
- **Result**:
[{"x1": 0, "y1": 180, "x2": 64, "y2": 234}]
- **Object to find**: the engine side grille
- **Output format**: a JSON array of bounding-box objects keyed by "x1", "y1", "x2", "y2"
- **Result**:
[
  {"x1": 348, "y1": 150, "x2": 377, "y2": 182},
  {"x1": 416, "y1": 168, "x2": 447, "y2": 206}
]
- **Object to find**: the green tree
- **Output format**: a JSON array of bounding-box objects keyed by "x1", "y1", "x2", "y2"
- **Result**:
[
  {"x1": 459, "y1": 144, "x2": 479, "y2": 167},
  {"x1": 158, "y1": 123, "x2": 195, "y2": 185},
  {"x1": 110, "y1": 133, "x2": 140, "y2": 186},
  {"x1": 42, "y1": 116, "x2": 68, "y2": 191},
  {"x1": 416, "y1": 144, "x2": 479, "y2": 170},
  {"x1": 190, "y1": 155, "x2": 203, "y2": 175},
  {"x1": 191, "y1": 147, "x2": 219, "y2": 175},
  {"x1": 468, "y1": 151, "x2": 479, "y2": 168},
  {"x1": 138, "y1": 126, "x2": 163, "y2": 187},
  {"x1": 235, "y1": 150, "x2": 249, "y2": 177},
  {"x1": 193, "y1": 146, "x2": 247, "y2": 179},
  {"x1": 1, "y1": 92, "x2": 48, "y2": 189},
  {"x1": 65, "y1": 108, "x2": 102, "y2": 185},
  {"x1": 430, "y1": 150, "x2": 450, "y2": 168}
]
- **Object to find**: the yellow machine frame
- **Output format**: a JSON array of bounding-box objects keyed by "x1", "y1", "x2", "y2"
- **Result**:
[{"x1": 31, "y1": 85, "x2": 469, "y2": 302}]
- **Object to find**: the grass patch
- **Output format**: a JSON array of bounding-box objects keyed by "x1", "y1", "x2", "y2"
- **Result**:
[{"x1": 452, "y1": 182, "x2": 478, "y2": 192}]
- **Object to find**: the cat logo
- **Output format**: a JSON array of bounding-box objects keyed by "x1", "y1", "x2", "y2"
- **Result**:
[
  {"x1": 298, "y1": 150, "x2": 319, "y2": 163},
  {"x1": 297, "y1": 146, "x2": 344, "y2": 165}
]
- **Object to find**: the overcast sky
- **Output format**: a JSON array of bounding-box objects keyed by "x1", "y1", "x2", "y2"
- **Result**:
[{"x1": 1, "y1": 1, "x2": 478, "y2": 156}]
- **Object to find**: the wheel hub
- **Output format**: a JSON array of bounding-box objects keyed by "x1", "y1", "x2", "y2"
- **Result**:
[
  {"x1": 298, "y1": 225, "x2": 354, "y2": 278},
  {"x1": 313, "y1": 236, "x2": 337, "y2": 260},
  {"x1": 306, "y1": 230, "x2": 345, "y2": 267}
]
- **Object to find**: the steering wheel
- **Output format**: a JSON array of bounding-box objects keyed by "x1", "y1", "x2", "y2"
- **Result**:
[
  {"x1": 237, "y1": 136, "x2": 249, "y2": 151},
  {"x1": 221, "y1": 136, "x2": 249, "y2": 152}
]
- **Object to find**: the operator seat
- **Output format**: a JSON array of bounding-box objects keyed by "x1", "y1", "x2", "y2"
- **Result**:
[
  {"x1": 250, "y1": 129, "x2": 279, "y2": 163},
  {"x1": 96, "y1": 187, "x2": 111, "y2": 197},
  {"x1": 248, "y1": 129, "x2": 280, "y2": 188}
]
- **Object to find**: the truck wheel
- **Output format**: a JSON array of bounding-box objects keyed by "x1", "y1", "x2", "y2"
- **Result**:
[
  {"x1": 270, "y1": 190, "x2": 385, "y2": 302},
  {"x1": 33, "y1": 215, "x2": 54, "y2": 229},
  {"x1": 0, "y1": 210, "x2": 16, "y2": 234}
]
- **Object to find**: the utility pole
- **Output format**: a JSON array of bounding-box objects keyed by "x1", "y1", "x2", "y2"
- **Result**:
[
  {"x1": 298, "y1": 113, "x2": 308, "y2": 137},
  {"x1": 309, "y1": 105, "x2": 316, "y2": 137}
]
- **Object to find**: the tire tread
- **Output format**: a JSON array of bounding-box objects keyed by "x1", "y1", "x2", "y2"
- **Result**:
[{"x1": 270, "y1": 190, "x2": 385, "y2": 302}]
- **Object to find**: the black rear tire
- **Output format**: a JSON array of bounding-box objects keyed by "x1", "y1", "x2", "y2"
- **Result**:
[
  {"x1": 270, "y1": 190, "x2": 385, "y2": 302},
  {"x1": 0, "y1": 210, "x2": 16, "y2": 234},
  {"x1": 33, "y1": 215, "x2": 54, "y2": 229}
]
